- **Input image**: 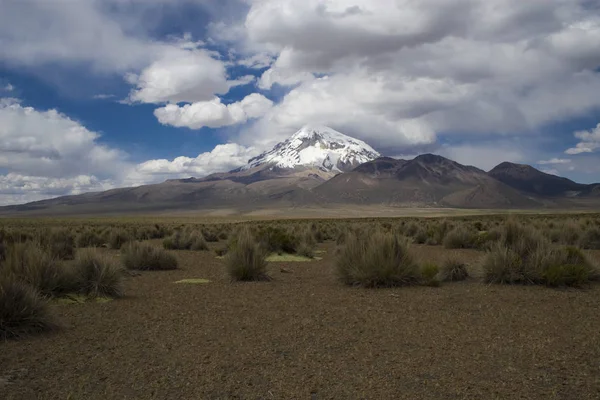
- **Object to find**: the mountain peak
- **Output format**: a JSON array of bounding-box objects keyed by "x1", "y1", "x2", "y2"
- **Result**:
[{"x1": 243, "y1": 125, "x2": 380, "y2": 172}]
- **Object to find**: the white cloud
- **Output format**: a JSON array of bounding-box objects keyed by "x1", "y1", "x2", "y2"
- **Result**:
[
  {"x1": 154, "y1": 93, "x2": 273, "y2": 129},
  {"x1": 565, "y1": 123, "x2": 600, "y2": 154},
  {"x1": 227, "y1": 0, "x2": 600, "y2": 151},
  {"x1": 540, "y1": 168, "x2": 560, "y2": 176},
  {"x1": 93, "y1": 94, "x2": 115, "y2": 100},
  {"x1": 0, "y1": 98, "x2": 134, "y2": 205},
  {"x1": 0, "y1": 97, "x2": 262, "y2": 204},
  {"x1": 537, "y1": 158, "x2": 571, "y2": 165},
  {"x1": 133, "y1": 143, "x2": 259, "y2": 182},
  {"x1": 126, "y1": 46, "x2": 231, "y2": 104},
  {"x1": 2, "y1": 83, "x2": 14, "y2": 92}
]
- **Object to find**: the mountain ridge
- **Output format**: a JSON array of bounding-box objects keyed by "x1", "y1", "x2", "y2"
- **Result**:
[{"x1": 1, "y1": 127, "x2": 599, "y2": 215}]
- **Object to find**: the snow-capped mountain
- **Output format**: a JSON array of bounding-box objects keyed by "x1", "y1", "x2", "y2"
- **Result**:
[{"x1": 243, "y1": 125, "x2": 381, "y2": 173}]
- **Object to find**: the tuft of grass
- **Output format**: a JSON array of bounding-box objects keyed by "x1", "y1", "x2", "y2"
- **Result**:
[
  {"x1": 483, "y1": 220, "x2": 599, "y2": 287},
  {"x1": 121, "y1": 242, "x2": 178, "y2": 271},
  {"x1": 76, "y1": 229, "x2": 105, "y2": 248},
  {"x1": 108, "y1": 229, "x2": 132, "y2": 250},
  {"x1": 163, "y1": 229, "x2": 208, "y2": 251},
  {"x1": 226, "y1": 228, "x2": 270, "y2": 282},
  {"x1": 439, "y1": 258, "x2": 469, "y2": 282},
  {"x1": 0, "y1": 275, "x2": 58, "y2": 340},
  {"x1": 443, "y1": 226, "x2": 476, "y2": 249},
  {"x1": 336, "y1": 231, "x2": 421, "y2": 288},
  {"x1": 73, "y1": 249, "x2": 125, "y2": 298},
  {"x1": 420, "y1": 263, "x2": 441, "y2": 287},
  {"x1": 2, "y1": 242, "x2": 76, "y2": 297}
]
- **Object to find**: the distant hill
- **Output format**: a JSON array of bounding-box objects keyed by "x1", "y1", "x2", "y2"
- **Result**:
[
  {"x1": 488, "y1": 162, "x2": 600, "y2": 198},
  {"x1": 1, "y1": 126, "x2": 599, "y2": 216},
  {"x1": 313, "y1": 154, "x2": 540, "y2": 208}
]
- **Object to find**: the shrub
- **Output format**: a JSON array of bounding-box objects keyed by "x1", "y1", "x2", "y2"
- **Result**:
[
  {"x1": 108, "y1": 229, "x2": 132, "y2": 250},
  {"x1": 0, "y1": 275, "x2": 57, "y2": 340},
  {"x1": 190, "y1": 233, "x2": 208, "y2": 251},
  {"x1": 2, "y1": 242, "x2": 76, "y2": 297},
  {"x1": 256, "y1": 226, "x2": 297, "y2": 254},
  {"x1": 336, "y1": 231, "x2": 421, "y2": 288},
  {"x1": 296, "y1": 229, "x2": 316, "y2": 258},
  {"x1": 483, "y1": 220, "x2": 599, "y2": 287},
  {"x1": 76, "y1": 229, "x2": 105, "y2": 248},
  {"x1": 163, "y1": 229, "x2": 208, "y2": 251},
  {"x1": 226, "y1": 228, "x2": 270, "y2": 282},
  {"x1": 443, "y1": 226, "x2": 476, "y2": 249},
  {"x1": 202, "y1": 230, "x2": 220, "y2": 243},
  {"x1": 420, "y1": 263, "x2": 440, "y2": 287},
  {"x1": 439, "y1": 258, "x2": 469, "y2": 282},
  {"x1": 580, "y1": 227, "x2": 600, "y2": 249},
  {"x1": 73, "y1": 250, "x2": 125, "y2": 298},
  {"x1": 43, "y1": 229, "x2": 75, "y2": 260},
  {"x1": 413, "y1": 228, "x2": 428, "y2": 244},
  {"x1": 121, "y1": 242, "x2": 178, "y2": 271}
]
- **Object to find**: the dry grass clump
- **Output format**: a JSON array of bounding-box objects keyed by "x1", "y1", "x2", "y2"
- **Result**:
[
  {"x1": 443, "y1": 225, "x2": 477, "y2": 249},
  {"x1": 39, "y1": 228, "x2": 76, "y2": 260},
  {"x1": 336, "y1": 231, "x2": 421, "y2": 288},
  {"x1": 121, "y1": 242, "x2": 178, "y2": 271},
  {"x1": 256, "y1": 226, "x2": 297, "y2": 254},
  {"x1": 75, "y1": 229, "x2": 105, "y2": 248},
  {"x1": 0, "y1": 275, "x2": 58, "y2": 340},
  {"x1": 108, "y1": 229, "x2": 132, "y2": 250},
  {"x1": 296, "y1": 229, "x2": 317, "y2": 258},
  {"x1": 482, "y1": 219, "x2": 599, "y2": 287},
  {"x1": 73, "y1": 249, "x2": 125, "y2": 298},
  {"x1": 226, "y1": 228, "x2": 270, "y2": 282},
  {"x1": 420, "y1": 263, "x2": 440, "y2": 287},
  {"x1": 163, "y1": 229, "x2": 208, "y2": 251},
  {"x1": 2, "y1": 242, "x2": 76, "y2": 297},
  {"x1": 439, "y1": 258, "x2": 469, "y2": 282}
]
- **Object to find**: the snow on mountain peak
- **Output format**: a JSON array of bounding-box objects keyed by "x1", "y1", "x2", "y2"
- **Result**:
[{"x1": 244, "y1": 125, "x2": 380, "y2": 172}]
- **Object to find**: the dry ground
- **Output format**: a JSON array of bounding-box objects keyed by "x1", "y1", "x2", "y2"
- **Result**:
[{"x1": 2, "y1": 242, "x2": 600, "y2": 399}]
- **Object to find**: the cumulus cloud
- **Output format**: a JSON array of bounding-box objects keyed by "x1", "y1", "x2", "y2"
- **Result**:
[
  {"x1": 227, "y1": 0, "x2": 600, "y2": 151},
  {"x1": 537, "y1": 158, "x2": 571, "y2": 165},
  {"x1": 126, "y1": 47, "x2": 231, "y2": 104},
  {"x1": 2, "y1": 83, "x2": 14, "y2": 92},
  {"x1": 565, "y1": 123, "x2": 600, "y2": 155},
  {"x1": 133, "y1": 143, "x2": 259, "y2": 182},
  {"x1": 0, "y1": 98, "x2": 135, "y2": 204},
  {"x1": 0, "y1": 97, "x2": 262, "y2": 204},
  {"x1": 154, "y1": 93, "x2": 273, "y2": 129}
]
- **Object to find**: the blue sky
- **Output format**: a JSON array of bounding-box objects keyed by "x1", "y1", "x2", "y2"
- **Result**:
[{"x1": 1, "y1": 0, "x2": 600, "y2": 205}]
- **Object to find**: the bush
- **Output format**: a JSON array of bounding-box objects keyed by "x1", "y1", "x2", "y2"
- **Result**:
[
  {"x1": 121, "y1": 242, "x2": 178, "y2": 271},
  {"x1": 202, "y1": 230, "x2": 219, "y2": 243},
  {"x1": 226, "y1": 228, "x2": 270, "y2": 281},
  {"x1": 439, "y1": 258, "x2": 469, "y2": 282},
  {"x1": 43, "y1": 229, "x2": 75, "y2": 260},
  {"x1": 256, "y1": 226, "x2": 297, "y2": 254},
  {"x1": 73, "y1": 250, "x2": 125, "y2": 298},
  {"x1": 420, "y1": 263, "x2": 440, "y2": 287},
  {"x1": 2, "y1": 242, "x2": 76, "y2": 297},
  {"x1": 108, "y1": 229, "x2": 132, "y2": 250},
  {"x1": 296, "y1": 229, "x2": 316, "y2": 258},
  {"x1": 443, "y1": 226, "x2": 476, "y2": 249},
  {"x1": 190, "y1": 233, "x2": 209, "y2": 251},
  {"x1": 163, "y1": 229, "x2": 207, "y2": 251},
  {"x1": 0, "y1": 275, "x2": 57, "y2": 340},
  {"x1": 413, "y1": 228, "x2": 428, "y2": 244},
  {"x1": 336, "y1": 231, "x2": 421, "y2": 288},
  {"x1": 76, "y1": 229, "x2": 105, "y2": 248},
  {"x1": 482, "y1": 220, "x2": 599, "y2": 287},
  {"x1": 580, "y1": 227, "x2": 600, "y2": 249}
]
